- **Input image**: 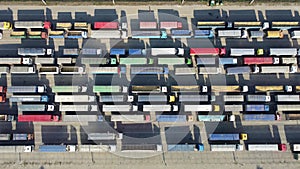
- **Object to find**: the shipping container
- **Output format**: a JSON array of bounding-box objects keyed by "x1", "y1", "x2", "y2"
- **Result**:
[
  {"x1": 175, "y1": 67, "x2": 196, "y2": 75},
  {"x1": 131, "y1": 66, "x2": 168, "y2": 75},
  {"x1": 93, "y1": 85, "x2": 124, "y2": 93},
  {"x1": 131, "y1": 30, "x2": 167, "y2": 39},
  {"x1": 139, "y1": 22, "x2": 157, "y2": 29},
  {"x1": 230, "y1": 48, "x2": 255, "y2": 56},
  {"x1": 156, "y1": 115, "x2": 186, "y2": 122},
  {"x1": 94, "y1": 22, "x2": 119, "y2": 29},
  {"x1": 197, "y1": 21, "x2": 226, "y2": 29},
  {"x1": 247, "y1": 95, "x2": 271, "y2": 102},
  {"x1": 219, "y1": 58, "x2": 238, "y2": 65},
  {"x1": 269, "y1": 48, "x2": 298, "y2": 56},
  {"x1": 245, "y1": 104, "x2": 269, "y2": 111},
  {"x1": 190, "y1": 48, "x2": 226, "y2": 56},
  {"x1": 179, "y1": 95, "x2": 209, "y2": 102},
  {"x1": 223, "y1": 95, "x2": 244, "y2": 102},
  {"x1": 9, "y1": 95, "x2": 48, "y2": 102},
  {"x1": 244, "y1": 114, "x2": 275, "y2": 121},
  {"x1": 54, "y1": 95, "x2": 95, "y2": 102},
  {"x1": 227, "y1": 66, "x2": 251, "y2": 75},
  {"x1": 276, "y1": 95, "x2": 300, "y2": 102},
  {"x1": 194, "y1": 30, "x2": 214, "y2": 38},
  {"x1": 18, "y1": 115, "x2": 60, "y2": 122},
  {"x1": 160, "y1": 21, "x2": 182, "y2": 29}
]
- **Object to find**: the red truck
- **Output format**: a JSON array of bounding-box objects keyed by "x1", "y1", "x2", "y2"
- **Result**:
[
  {"x1": 160, "y1": 21, "x2": 182, "y2": 29},
  {"x1": 18, "y1": 115, "x2": 60, "y2": 122},
  {"x1": 94, "y1": 22, "x2": 119, "y2": 29},
  {"x1": 139, "y1": 22, "x2": 157, "y2": 29},
  {"x1": 190, "y1": 48, "x2": 226, "y2": 56},
  {"x1": 244, "y1": 57, "x2": 279, "y2": 65}
]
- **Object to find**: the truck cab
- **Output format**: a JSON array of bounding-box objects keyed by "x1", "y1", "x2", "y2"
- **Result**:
[
  {"x1": 240, "y1": 133, "x2": 248, "y2": 141},
  {"x1": 67, "y1": 145, "x2": 78, "y2": 152},
  {"x1": 256, "y1": 49, "x2": 264, "y2": 55}
]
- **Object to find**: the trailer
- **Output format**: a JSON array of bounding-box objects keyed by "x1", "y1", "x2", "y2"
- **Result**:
[
  {"x1": 39, "y1": 67, "x2": 59, "y2": 74},
  {"x1": 175, "y1": 67, "x2": 196, "y2": 75},
  {"x1": 63, "y1": 115, "x2": 101, "y2": 122},
  {"x1": 168, "y1": 144, "x2": 195, "y2": 152},
  {"x1": 245, "y1": 105, "x2": 269, "y2": 112},
  {"x1": 196, "y1": 58, "x2": 216, "y2": 65},
  {"x1": 63, "y1": 48, "x2": 79, "y2": 56},
  {"x1": 35, "y1": 57, "x2": 55, "y2": 64},
  {"x1": 49, "y1": 30, "x2": 65, "y2": 38},
  {"x1": 227, "y1": 66, "x2": 251, "y2": 75},
  {"x1": 171, "y1": 30, "x2": 192, "y2": 38},
  {"x1": 217, "y1": 29, "x2": 246, "y2": 38},
  {"x1": 28, "y1": 30, "x2": 47, "y2": 39},
  {"x1": 14, "y1": 21, "x2": 50, "y2": 29},
  {"x1": 194, "y1": 30, "x2": 214, "y2": 38},
  {"x1": 10, "y1": 31, "x2": 26, "y2": 38},
  {"x1": 74, "y1": 22, "x2": 88, "y2": 30},
  {"x1": 171, "y1": 85, "x2": 207, "y2": 93},
  {"x1": 88, "y1": 67, "x2": 123, "y2": 74},
  {"x1": 10, "y1": 66, "x2": 35, "y2": 74},
  {"x1": 271, "y1": 21, "x2": 300, "y2": 29},
  {"x1": 184, "y1": 105, "x2": 217, "y2": 112},
  {"x1": 131, "y1": 85, "x2": 167, "y2": 93},
  {"x1": 156, "y1": 115, "x2": 186, "y2": 122},
  {"x1": 9, "y1": 95, "x2": 48, "y2": 102},
  {"x1": 179, "y1": 95, "x2": 209, "y2": 102},
  {"x1": 247, "y1": 95, "x2": 271, "y2": 102},
  {"x1": 249, "y1": 30, "x2": 265, "y2": 38},
  {"x1": 277, "y1": 104, "x2": 300, "y2": 111},
  {"x1": 12, "y1": 133, "x2": 34, "y2": 141},
  {"x1": 18, "y1": 48, "x2": 53, "y2": 56},
  {"x1": 128, "y1": 49, "x2": 145, "y2": 55},
  {"x1": 244, "y1": 114, "x2": 276, "y2": 121},
  {"x1": 56, "y1": 22, "x2": 72, "y2": 29},
  {"x1": 119, "y1": 58, "x2": 147, "y2": 65},
  {"x1": 198, "y1": 115, "x2": 226, "y2": 122},
  {"x1": 77, "y1": 145, "x2": 113, "y2": 152},
  {"x1": 200, "y1": 68, "x2": 220, "y2": 75},
  {"x1": 81, "y1": 48, "x2": 102, "y2": 56},
  {"x1": 137, "y1": 95, "x2": 170, "y2": 103},
  {"x1": 190, "y1": 48, "x2": 226, "y2": 56},
  {"x1": 244, "y1": 57, "x2": 279, "y2": 65},
  {"x1": 59, "y1": 105, "x2": 98, "y2": 112},
  {"x1": 131, "y1": 30, "x2": 167, "y2": 39},
  {"x1": 94, "y1": 22, "x2": 119, "y2": 29},
  {"x1": 292, "y1": 144, "x2": 300, "y2": 152},
  {"x1": 223, "y1": 95, "x2": 244, "y2": 102},
  {"x1": 159, "y1": 21, "x2": 182, "y2": 29},
  {"x1": 219, "y1": 58, "x2": 238, "y2": 65},
  {"x1": 158, "y1": 58, "x2": 185, "y2": 65},
  {"x1": 18, "y1": 104, "x2": 54, "y2": 111},
  {"x1": 0, "y1": 57, "x2": 32, "y2": 65},
  {"x1": 0, "y1": 66, "x2": 9, "y2": 74},
  {"x1": 276, "y1": 95, "x2": 300, "y2": 102},
  {"x1": 57, "y1": 58, "x2": 76, "y2": 65},
  {"x1": 54, "y1": 95, "x2": 95, "y2": 102},
  {"x1": 197, "y1": 21, "x2": 226, "y2": 29},
  {"x1": 150, "y1": 48, "x2": 184, "y2": 56},
  {"x1": 66, "y1": 30, "x2": 87, "y2": 39},
  {"x1": 255, "y1": 85, "x2": 292, "y2": 92},
  {"x1": 267, "y1": 30, "x2": 284, "y2": 38},
  {"x1": 60, "y1": 66, "x2": 85, "y2": 74},
  {"x1": 210, "y1": 144, "x2": 243, "y2": 151},
  {"x1": 211, "y1": 85, "x2": 244, "y2": 93},
  {"x1": 209, "y1": 133, "x2": 247, "y2": 141},
  {"x1": 99, "y1": 95, "x2": 125, "y2": 102},
  {"x1": 102, "y1": 105, "x2": 133, "y2": 112},
  {"x1": 18, "y1": 115, "x2": 60, "y2": 122},
  {"x1": 0, "y1": 146, "x2": 32, "y2": 153},
  {"x1": 224, "y1": 105, "x2": 243, "y2": 112},
  {"x1": 0, "y1": 134, "x2": 11, "y2": 140},
  {"x1": 230, "y1": 48, "x2": 255, "y2": 56},
  {"x1": 93, "y1": 85, "x2": 125, "y2": 93},
  {"x1": 282, "y1": 57, "x2": 297, "y2": 64},
  {"x1": 7, "y1": 85, "x2": 46, "y2": 93},
  {"x1": 258, "y1": 65, "x2": 295, "y2": 73},
  {"x1": 269, "y1": 48, "x2": 298, "y2": 56},
  {"x1": 247, "y1": 144, "x2": 285, "y2": 151},
  {"x1": 110, "y1": 115, "x2": 146, "y2": 122},
  {"x1": 90, "y1": 30, "x2": 123, "y2": 39},
  {"x1": 142, "y1": 105, "x2": 178, "y2": 112},
  {"x1": 139, "y1": 22, "x2": 157, "y2": 29},
  {"x1": 131, "y1": 66, "x2": 168, "y2": 75},
  {"x1": 121, "y1": 144, "x2": 161, "y2": 152},
  {"x1": 232, "y1": 21, "x2": 263, "y2": 29}
]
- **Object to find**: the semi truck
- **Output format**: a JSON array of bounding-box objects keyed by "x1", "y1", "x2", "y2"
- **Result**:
[
  {"x1": 10, "y1": 31, "x2": 26, "y2": 38},
  {"x1": 245, "y1": 105, "x2": 269, "y2": 112},
  {"x1": 244, "y1": 57, "x2": 279, "y2": 65},
  {"x1": 18, "y1": 104, "x2": 54, "y2": 111},
  {"x1": 59, "y1": 105, "x2": 98, "y2": 112},
  {"x1": 247, "y1": 144, "x2": 286, "y2": 151},
  {"x1": 14, "y1": 21, "x2": 51, "y2": 29},
  {"x1": 7, "y1": 85, "x2": 46, "y2": 93},
  {"x1": 249, "y1": 30, "x2": 265, "y2": 38},
  {"x1": 35, "y1": 57, "x2": 55, "y2": 64},
  {"x1": 9, "y1": 95, "x2": 49, "y2": 102},
  {"x1": 171, "y1": 30, "x2": 192, "y2": 38},
  {"x1": 243, "y1": 114, "x2": 276, "y2": 121},
  {"x1": 219, "y1": 58, "x2": 237, "y2": 65},
  {"x1": 209, "y1": 133, "x2": 247, "y2": 141},
  {"x1": 141, "y1": 105, "x2": 178, "y2": 112},
  {"x1": 52, "y1": 86, "x2": 87, "y2": 93},
  {"x1": 197, "y1": 21, "x2": 226, "y2": 29},
  {"x1": 0, "y1": 146, "x2": 33, "y2": 153},
  {"x1": 167, "y1": 144, "x2": 196, "y2": 152},
  {"x1": 150, "y1": 48, "x2": 184, "y2": 56},
  {"x1": 210, "y1": 144, "x2": 243, "y2": 151},
  {"x1": 81, "y1": 48, "x2": 102, "y2": 56},
  {"x1": 93, "y1": 85, "x2": 126, "y2": 93},
  {"x1": 269, "y1": 48, "x2": 298, "y2": 56},
  {"x1": 223, "y1": 95, "x2": 244, "y2": 102},
  {"x1": 139, "y1": 22, "x2": 157, "y2": 29},
  {"x1": 39, "y1": 145, "x2": 77, "y2": 152},
  {"x1": 60, "y1": 66, "x2": 85, "y2": 74},
  {"x1": 56, "y1": 22, "x2": 72, "y2": 29},
  {"x1": 255, "y1": 85, "x2": 292, "y2": 92},
  {"x1": 226, "y1": 66, "x2": 252, "y2": 75},
  {"x1": 196, "y1": 58, "x2": 216, "y2": 65},
  {"x1": 18, "y1": 48, "x2": 54, "y2": 56},
  {"x1": 175, "y1": 67, "x2": 196, "y2": 75},
  {"x1": 131, "y1": 30, "x2": 167, "y2": 39},
  {"x1": 266, "y1": 30, "x2": 284, "y2": 38},
  {"x1": 282, "y1": 57, "x2": 297, "y2": 64},
  {"x1": 276, "y1": 95, "x2": 300, "y2": 102},
  {"x1": 110, "y1": 115, "x2": 148, "y2": 122},
  {"x1": 230, "y1": 48, "x2": 255, "y2": 56},
  {"x1": 277, "y1": 104, "x2": 300, "y2": 111},
  {"x1": 88, "y1": 67, "x2": 123, "y2": 74},
  {"x1": 102, "y1": 104, "x2": 134, "y2": 112},
  {"x1": 231, "y1": 21, "x2": 264, "y2": 29},
  {"x1": 74, "y1": 22, "x2": 88, "y2": 30},
  {"x1": 119, "y1": 58, "x2": 148, "y2": 65},
  {"x1": 63, "y1": 48, "x2": 79, "y2": 56},
  {"x1": 159, "y1": 21, "x2": 182, "y2": 29},
  {"x1": 18, "y1": 115, "x2": 60, "y2": 122},
  {"x1": 0, "y1": 21, "x2": 11, "y2": 30},
  {"x1": 190, "y1": 48, "x2": 226, "y2": 56},
  {"x1": 198, "y1": 115, "x2": 226, "y2": 122},
  {"x1": 99, "y1": 95, "x2": 126, "y2": 103},
  {"x1": 271, "y1": 21, "x2": 300, "y2": 29},
  {"x1": 27, "y1": 30, "x2": 47, "y2": 39},
  {"x1": 184, "y1": 104, "x2": 219, "y2": 112},
  {"x1": 158, "y1": 58, "x2": 185, "y2": 65},
  {"x1": 179, "y1": 95, "x2": 209, "y2": 102},
  {"x1": 94, "y1": 22, "x2": 119, "y2": 29},
  {"x1": 54, "y1": 95, "x2": 95, "y2": 102},
  {"x1": 247, "y1": 95, "x2": 271, "y2": 102},
  {"x1": 0, "y1": 57, "x2": 32, "y2": 65},
  {"x1": 285, "y1": 114, "x2": 300, "y2": 120},
  {"x1": 291, "y1": 30, "x2": 300, "y2": 39},
  {"x1": 0, "y1": 66, "x2": 9, "y2": 74},
  {"x1": 156, "y1": 115, "x2": 186, "y2": 122},
  {"x1": 10, "y1": 66, "x2": 35, "y2": 74},
  {"x1": 131, "y1": 85, "x2": 167, "y2": 93}
]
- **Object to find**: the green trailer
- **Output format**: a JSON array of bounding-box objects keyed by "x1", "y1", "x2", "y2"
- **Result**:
[
  {"x1": 119, "y1": 58, "x2": 147, "y2": 65},
  {"x1": 93, "y1": 85, "x2": 122, "y2": 93},
  {"x1": 158, "y1": 58, "x2": 186, "y2": 65},
  {"x1": 52, "y1": 86, "x2": 87, "y2": 93}
]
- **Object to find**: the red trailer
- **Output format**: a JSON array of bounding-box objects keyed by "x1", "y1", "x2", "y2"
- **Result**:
[
  {"x1": 18, "y1": 115, "x2": 60, "y2": 122},
  {"x1": 160, "y1": 21, "x2": 182, "y2": 29},
  {"x1": 190, "y1": 48, "x2": 226, "y2": 56},
  {"x1": 244, "y1": 57, "x2": 274, "y2": 65},
  {"x1": 139, "y1": 22, "x2": 157, "y2": 29},
  {"x1": 94, "y1": 22, "x2": 119, "y2": 29}
]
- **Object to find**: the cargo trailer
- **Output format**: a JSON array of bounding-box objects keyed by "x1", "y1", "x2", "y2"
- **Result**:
[
  {"x1": 209, "y1": 133, "x2": 247, "y2": 141},
  {"x1": 48, "y1": 30, "x2": 65, "y2": 38},
  {"x1": 102, "y1": 105, "x2": 133, "y2": 112},
  {"x1": 0, "y1": 146, "x2": 32, "y2": 153},
  {"x1": 110, "y1": 48, "x2": 125, "y2": 55},
  {"x1": 93, "y1": 85, "x2": 125, "y2": 93},
  {"x1": 156, "y1": 115, "x2": 186, "y2": 122},
  {"x1": 232, "y1": 21, "x2": 263, "y2": 29},
  {"x1": 230, "y1": 48, "x2": 255, "y2": 56},
  {"x1": 7, "y1": 85, "x2": 46, "y2": 93},
  {"x1": 249, "y1": 30, "x2": 264, "y2": 38},
  {"x1": 194, "y1": 30, "x2": 214, "y2": 38},
  {"x1": 88, "y1": 67, "x2": 124, "y2": 74},
  {"x1": 18, "y1": 104, "x2": 54, "y2": 111},
  {"x1": 266, "y1": 30, "x2": 284, "y2": 38},
  {"x1": 150, "y1": 48, "x2": 184, "y2": 56},
  {"x1": 18, "y1": 48, "x2": 53, "y2": 56},
  {"x1": 269, "y1": 48, "x2": 298, "y2": 56},
  {"x1": 226, "y1": 66, "x2": 251, "y2": 75},
  {"x1": 14, "y1": 21, "x2": 50, "y2": 29},
  {"x1": 110, "y1": 115, "x2": 146, "y2": 122},
  {"x1": 59, "y1": 105, "x2": 98, "y2": 112},
  {"x1": 184, "y1": 105, "x2": 217, "y2": 112},
  {"x1": 198, "y1": 115, "x2": 226, "y2": 122},
  {"x1": 159, "y1": 21, "x2": 182, "y2": 29},
  {"x1": 247, "y1": 95, "x2": 271, "y2": 102},
  {"x1": 99, "y1": 95, "x2": 125, "y2": 102},
  {"x1": 0, "y1": 57, "x2": 32, "y2": 65},
  {"x1": 60, "y1": 66, "x2": 85, "y2": 74},
  {"x1": 142, "y1": 105, "x2": 178, "y2": 112},
  {"x1": 39, "y1": 145, "x2": 76, "y2": 152},
  {"x1": 90, "y1": 30, "x2": 123, "y2": 39},
  {"x1": 66, "y1": 30, "x2": 87, "y2": 39},
  {"x1": 131, "y1": 85, "x2": 167, "y2": 93},
  {"x1": 94, "y1": 22, "x2": 119, "y2": 29},
  {"x1": 18, "y1": 115, "x2": 60, "y2": 122},
  {"x1": 255, "y1": 85, "x2": 292, "y2": 92},
  {"x1": 54, "y1": 95, "x2": 95, "y2": 102},
  {"x1": 257, "y1": 65, "x2": 295, "y2": 73},
  {"x1": 282, "y1": 57, "x2": 297, "y2": 64},
  {"x1": 219, "y1": 58, "x2": 237, "y2": 65},
  {"x1": 171, "y1": 30, "x2": 192, "y2": 38},
  {"x1": 196, "y1": 58, "x2": 216, "y2": 65},
  {"x1": 247, "y1": 144, "x2": 284, "y2": 151},
  {"x1": 35, "y1": 57, "x2": 55, "y2": 64},
  {"x1": 217, "y1": 29, "x2": 246, "y2": 38},
  {"x1": 63, "y1": 115, "x2": 101, "y2": 122},
  {"x1": 131, "y1": 66, "x2": 168, "y2": 75},
  {"x1": 10, "y1": 31, "x2": 26, "y2": 38},
  {"x1": 245, "y1": 105, "x2": 269, "y2": 112},
  {"x1": 39, "y1": 67, "x2": 59, "y2": 74},
  {"x1": 121, "y1": 144, "x2": 161, "y2": 152},
  {"x1": 167, "y1": 144, "x2": 195, "y2": 151},
  {"x1": 74, "y1": 22, "x2": 88, "y2": 30},
  {"x1": 57, "y1": 58, "x2": 76, "y2": 65},
  {"x1": 224, "y1": 105, "x2": 243, "y2": 112},
  {"x1": 171, "y1": 85, "x2": 207, "y2": 93},
  {"x1": 286, "y1": 114, "x2": 300, "y2": 120},
  {"x1": 291, "y1": 30, "x2": 300, "y2": 39},
  {"x1": 271, "y1": 21, "x2": 300, "y2": 29},
  {"x1": 56, "y1": 22, "x2": 72, "y2": 29},
  {"x1": 277, "y1": 104, "x2": 300, "y2": 111},
  {"x1": 197, "y1": 21, "x2": 226, "y2": 29},
  {"x1": 243, "y1": 114, "x2": 276, "y2": 121},
  {"x1": 211, "y1": 85, "x2": 244, "y2": 93},
  {"x1": 63, "y1": 48, "x2": 79, "y2": 56},
  {"x1": 9, "y1": 95, "x2": 49, "y2": 102},
  {"x1": 223, "y1": 95, "x2": 244, "y2": 102},
  {"x1": 179, "y1": 95, "x2": 209, "y2": 102},
  {"x1": 210, "y1": 144, "x2": 243, "y2": 151},
  {"x1": 276, "y1": 95, "x2": 300, "y2": 102},
  {"x1": 190, "y1": 48, "x2": 226, "y2": 56},
  {"x1": 81, "y1": 48, "x2": 102, "y2": 56},
  {"x1": 158, "y1": 58, "x2": 185, "y2": 65},
  {"x1": 244, "y1": 57, "x2": 279, "y2": 65},
  {"x1": 120, "y1": 58, "x2": 147, "y2": 65},
  {"x1": 139, "y1": 22, "x2": 157, "y2": 29},
  {"x1": 131, "y1": 30, "x2": 167, "y2": 39},
  {"x1": 10, "y1": 66, "x2": 35, "y2": 74}
]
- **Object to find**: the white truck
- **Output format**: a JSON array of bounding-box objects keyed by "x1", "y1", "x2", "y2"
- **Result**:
[
  {"x1": 102, "y1": 105, "x2": 134, "y2": 112},
  {"x1": 0, "y1": 58, "x2": 32, "y2": 65},
  {"x1": 223, "y1": 95, "x2": 244, "y2": 102},
  {"x1": 141, "y1": 105, "x2": 178, "y2": 112},
  {"x1": 255, "y1": 65, "x2": 297, "y2": 73},
  {"x1": 18, "y1": 48, "x2": 54, "y2": 56},
  {"x1": 150, "y1": 48, "x2": 184, "y2": 56},
  {"x1": 276, "y1": 95, "x2": 300, "y2": 102},
  {"x1": 184, "y1": 105, "x2": 218, "y2": 112},
  {"x1": 224, "y1": 105, "x2": 243, "y2": 112},
  {"x1": 281, "y1": 57, "x2": 297, "y2": 64},
  {"x1": 230, "y1": 48, "x2": 255, "y2": 56},
  {"x1": 10, "y1": 66, "x2": 35, "y2": 74},
  {"x1": 210, "y1": 144, "x2": 243, "y2": 151},
  {"x1": 269, "y1": 48, "x2": 298, "y2": 56}
]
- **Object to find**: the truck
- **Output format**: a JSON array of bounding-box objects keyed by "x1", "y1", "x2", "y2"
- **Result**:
[
  {"x1": 139, "y1": 22, "x2": 157, "y2": 29},
  {"x1": 18, "y1": 48, "x2": 54, "y2": 56},
  {"x1": 81, "y1": 48, "x2": 102, "y2": 56},
  {"x1": 247, "y1": 144, "x2": 286, "y2": 151},
  {"x1": 35, "y1": 57, "x2": 55, "y2": 64},
  {"x1": 131, "y1": 85, "x2": 167, "y2": 93},
  {"x1": 266, "y1": 30, "x2": 284, "y2": 38},
  {"x1": 156, "y1": 115, "x2": 186, "y2": 122},
  {"x1": 276, "y1": 95, "x2": 300, "y2": 102},
  {"x1": 60, "y1": 66, "x2": 85, "y2": 74},
  {"x1": 256, "y1": 65, "x2": 296, "y2": 73},
  {"x1": 0, "y1": 134, "x2": 11, "y2": 140},
  {"x1": 141, "y1": 105, "x2": 178, "y2": 112},
  {"x1": 90, "y1": 30, "x2": 124, "y2": 39},
  {"x1": 0, "y1": 57, "x2": 32, "y2": 65},
  {"x1": 184, "y1": 104, "x2": 219, "y2": 112},
  {"x1": 66, "y1": 30, "x2": 87, "y2": 39},
  {"x1": 131, "y1": 30, "x2": 167, "y2": 39},
  {"x1": 110, "y1": 115, "x2": 148, "y2": 122},
  {"x1": 277, "y1": 104, "x2": 300, "y2": 111},
  {"x1": 39, "y1": 145, "x2": 77, "y2": 152},
  {"x1": 171, "y1": 30, "x2": 192, "y2": 38},
  {"x1": 196, "y1": 58, "x2": 216, "y2": 65},
  {"x1": 63, "y1": 48, "x2": 79, "y2": 56},
  {"x1": 119, "y1": 58, "x2": 148, "y2": 65},
  {"x1": 226, "y1": 66, "x2": 251, "y2": 75},
  {"x1": 137, "y1": 95, "x2": 175, "y2": 103},
  {"x1": 224, "y1": 105, "x2": 243, "y2": 112},
  {"x1": 197, "y1": 21, "x2": 226, "y2": 29},
  {"x1": 0, "y1": 115, "x2": 14, "y2": 122},
  {"x1": 211, "y1": 85, "x2": 247, "y2": 93},
  {"x1": 128, "y1": 49, "x2": 145, "y2": 55},
  {"x1": 217, "y1": 29, "x2": 247, "y2": 38},
  {"x1": 0, "y1": 21, "x2": 11, "y2": 30},
  {"x1": 9, "y1": 95, "x2": 49, "y2": 102},
  {"x1": 7, "y1": 85, "x2": 46, "y2": 93},
  {"x1": 12, "y1": 133, "x2": 34, "y2": 141},
  {"x1": 54, "y1": 95, "x2": 95, "y2": 102},
  {"x1": 190, "y1": 48, "x2": 226, "y2": 56},
  {"x1": 269, "y1": 48, "x2": 298, "y2": 56},
  {"x1": 150, "y1": 48, "x2": 184, "y2": 56},
  {"x1": 271, "y1": 21, "x2": 300, "y2": 29},
  {"x1": 245, "y1": 104, "x2": 269, "y2": 112},
  {"x1": 243, "y1": 114, "x2": 276, "y2": 121},
  {"x1": 88, "y1": 132, "x2": 118, "y2": 140},
  {"x1": 198, "y1": 115, "x2": 226, "y2": 122},
  {"x1": 290, "y1": 30, "x2": 300, "y2": 39},
  {"x1": 27, "y1": 30, "x2": 47, "y2": 39},
  {"x1": 223, "y1": 95, "x2": 244, "y2": 102},
  {"x1": 57, "y1": 58, "x2": 76, "y2": 65},
  {"x1": 99, "y1": 95, "x2": 126, "y2": 102},
  {"x1": 18, "y1": 104, "x2": 54, "y2": 111},
  {"x1": 39, "y1": 66, "x2": 59, "y2": 74},
  {"x1": 194, "y1": 30, "x2": 214, "y2": 38},
  {"x1": 171, "y1": 85, "x2": 207, "y2": 93},
  {"x1": 175, "y1": 67, "x2": 196, "y2": 75},
  {"x1": 179, "y1": 95, "x2": 209, "y2": 102},
  {"x1": 18, "y1": 115, "x2": 60, "y2": 122},
  {"x1": 131, "y1": 66, "x2": 168, "y2": 75},
  {"x1": 121, "y1": 144, "x2": 161, "y2": 152},
  {"x1": 63, "y1": 115, "x2": 102, "y2": 122},
  {"x1": 231, "y1": 21, "x2": 264, "y2": 29},
  {"x1": 0, "y1": 146, "x2": 33, "y2": 153},
  {"x1": 110, "y1": 48, "x2": 125, "y2": 55},
  {"x1": 255, "y1": 85, "x2": 292, "y2": 93},
  {"x1": 159, "y1": 21, "x2": 182, "y2": 29},
  {"x1": 10, "y1": 66, "x2": 35, "y2": 74},
  {"x1": 48, "y1": 30, "x2": 65, "y2": 38},
  {"x1": 93, "y1": 85, "x2": 126, "y2": 93},
  {"x1": 247, "y1": 95, "x2": 271, "y2": 102},
  {"x1": 209, "y1": 133, "x2": 247, "y2": 141},
  {"x1": 244, "y1": 57, "x2": 279, "y2": 65},
  {"x1": 59, "y1": 105, "x2": 98, "y2": 112},
  {"x1": 52, "y1": 86, "x2": 87, "y2": 93},
  {"x1": 282, "y1": 57, "x2": 297, "y2": 64},
  {"x1": 167, "y1": 144, "x2": 196, "y2": 152},
  {"x1": 10, "y1": 31, "x2": 26, "y2": 38},
  {"x1": 219, "y1": 58, "x2": 237, "y2": 65},
  {"x1": 230, "y1": 48, "x2": 255, "y2": 56},
  {"x1": 88, "y1": 67, "x2": 123, "y2": 74},
  {"x1": 210, "y1": 144, "x2": 243, "y2": 151},
  {"x1": 55, "y1": 22, "x2": 72, "y2": 29},
  {"x1": 74, "y1": 22, "x2": 88, "y2": 30},
  {"x1": 102, "y1": 105, "x2": 134, "y2": 112},
  {"x1": 0, "y1": 66, "x2": 9, "y2": 74},
  {"x1": 158, "y1": 58, "x2": 186, "y2": 65},
  {"x1": 249, "y1": 30, "x2": 265, "y2": 38},
  {"x1": 93, "y1": 22, "x2": 119, "y2": 29},
  {"x1": 14, "y1": 21, "x2": 51, "y2": 29}
]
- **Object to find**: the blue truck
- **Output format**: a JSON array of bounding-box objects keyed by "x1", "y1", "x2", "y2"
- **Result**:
[
  {"x1": 39, "y1": 145, "x2": 77, "y2": 152},
  {"x1": 110, "y1": 48, "x2": 125, "y2": 56},
  {"x1": 245, "y1": 105, "x2": 270, "y2": 112},
  {"x1": 156, "y1": 115, "x2": 186, "y2": 122},
  {"x1": 131, "y1": 30, "x2": 167, "y2": 39},
  {"x1": 194, "y1": 30, "x2": 214, "y2": 38},
  {"x1": 244, "y1": 114, "x2": 276, "y2": 121},
  {"x1": 171, "y1": 30, "x2": 192, "y2": 38},
  {"x1": 209, "y1": 133, "x2": 248, "y2": 141}
]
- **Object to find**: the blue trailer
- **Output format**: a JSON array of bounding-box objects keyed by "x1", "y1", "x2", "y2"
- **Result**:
[
  {"x1": 171, "y1": 30, "x2": 192, "y2": 38},
  {"x1": 129, "y1": 49, "x2": 146, "y2": 55},
  {"x1": 194, "y1": 30, "x2": 214, "y2": 38},
  {"x1": 219, "y1": 58, "x2": 237, "y2": 65},
  {"x1": 167, "y1": 144, "x2": 195, "y2": 151},
  {"x1": 227, "y1": 66, "x2": 251, "y2": 75},
  {"x1": 209, "y1": 134, "x2": 240, "y2": 141},
  {"x1": 131, "y1": 30, "x2": 167, "y2": 39},
  {"x1": 156, "y1": 115, "x2": 186, "y2": 122},
  {"x1": 39, "y1": 145, "x2": 66, "y2": 152},
  {"x1": 110, "y1": 48, "x2": 125, "y2": 55},
  {"x1": 244, "y1": 114, "x2": 275, "y2": 121},
  {"x1": 131, "y1": 66, "x2": 169, "y2": 75},
  {"x1": 245, "y1": 105, "x2": 270, "y2": 112},
  {"x1": 198, "y1": 115, "x2": 226, "y2": 122}
]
